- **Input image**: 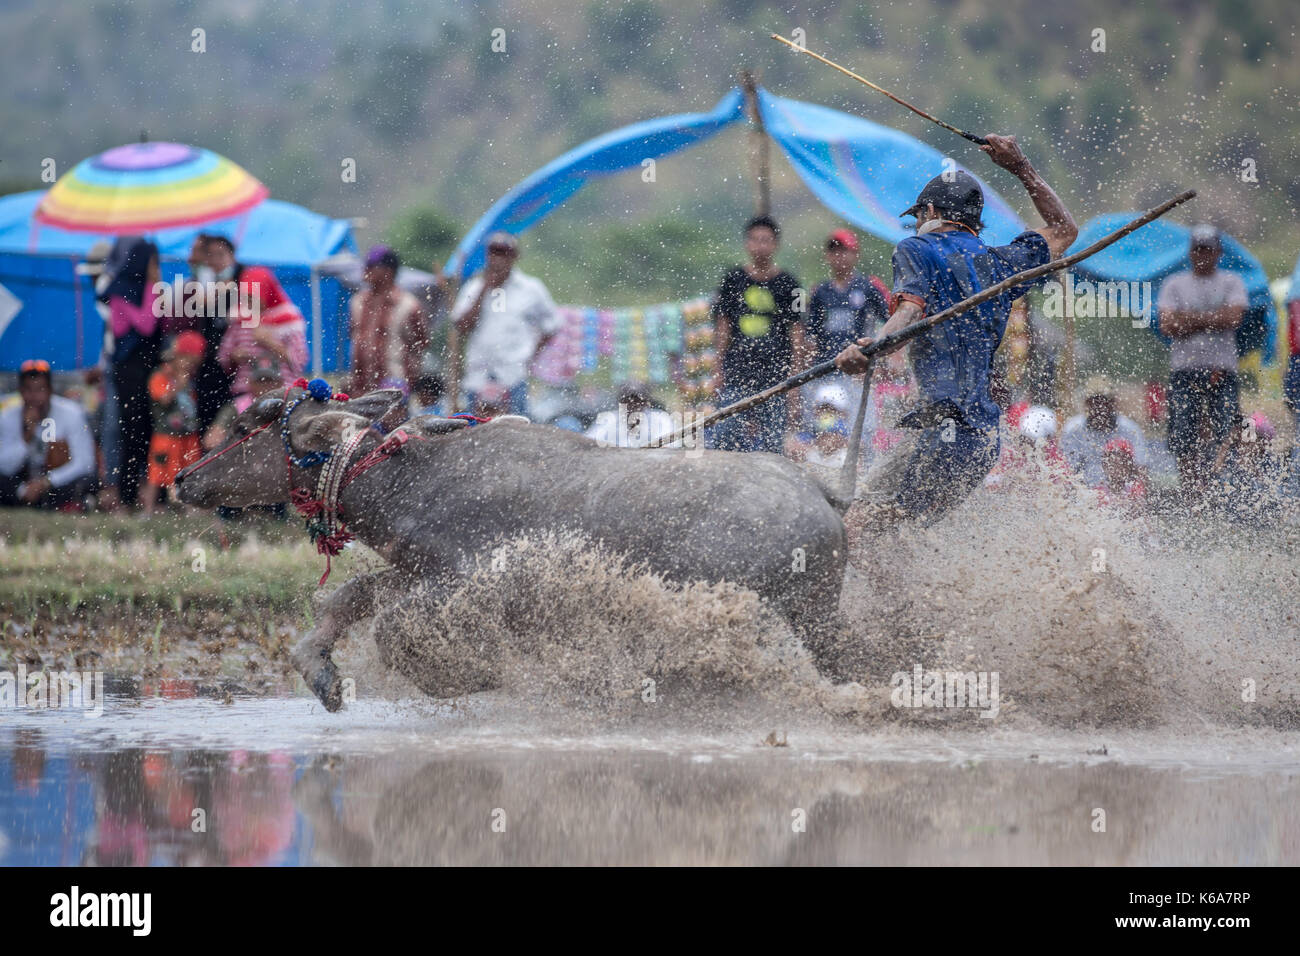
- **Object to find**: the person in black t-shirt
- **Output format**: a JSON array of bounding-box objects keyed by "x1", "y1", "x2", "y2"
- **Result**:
[{"x1": 709, "y1": 215, "x2": 807, "y2": 453}]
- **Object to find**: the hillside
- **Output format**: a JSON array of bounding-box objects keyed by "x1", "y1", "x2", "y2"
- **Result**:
[{"x1": 3, "y1": 0, "x2": 1299, "y2": 303}]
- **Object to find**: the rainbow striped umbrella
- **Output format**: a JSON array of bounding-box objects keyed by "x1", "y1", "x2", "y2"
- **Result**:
[{"x1": 33, "y1": 141, "x2": 269, "y2": 234}]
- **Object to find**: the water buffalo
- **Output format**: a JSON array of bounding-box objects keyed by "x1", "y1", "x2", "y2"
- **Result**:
[{"x1": 175, "y1": 387, "x2": 851, "y2": 710}]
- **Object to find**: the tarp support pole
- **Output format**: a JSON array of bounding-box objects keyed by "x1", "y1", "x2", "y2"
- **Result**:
[
  {"x1": 741, "y1": 70, "x2": 770, "y2": 217},
  {"x1": 71, "y1": 255, "x2": 84, "y2": 368},
  {"x1": 310, "y1": 263, "x2": 323, "y2": 377}
]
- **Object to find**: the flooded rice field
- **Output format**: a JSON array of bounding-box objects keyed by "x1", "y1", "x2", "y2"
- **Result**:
[
  {"x1": 3, "y1": 478, "x2": 1299, "y2": 865},
  {"x1": 3, "y1": 695, "x2": 1299, "y2": 865}
]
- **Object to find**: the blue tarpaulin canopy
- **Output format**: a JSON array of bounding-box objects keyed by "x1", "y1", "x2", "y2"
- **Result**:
[
  {"x1": 448, "y1": 86, "x2": 1028, "y2": 280},
  {"x1": 0, "y1": 190, "x2": 357, "y2": 371},
  {"x1": 447, "y1": 89, "x2": 748, "y2": 280},
  {"x1": 754, "y1": 88, "x2": 1026, "y2": 246},
  {"x1": 1067, "y1": 214, "x2": 1277, "y2": 363}
]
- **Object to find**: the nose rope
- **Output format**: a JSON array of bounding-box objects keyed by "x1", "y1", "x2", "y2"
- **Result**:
[{"x1": 180, "y1": 418, "x2": 274, "y2": 478}]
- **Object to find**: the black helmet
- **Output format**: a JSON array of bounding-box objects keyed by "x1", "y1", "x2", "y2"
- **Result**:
[{"x1": 901, "y1": 170, "x2": 984, "y2": 229}]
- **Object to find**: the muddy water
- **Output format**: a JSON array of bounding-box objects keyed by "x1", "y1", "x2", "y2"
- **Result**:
[
  {"x1": 3, "y1": 693, "x2": 1298, "y2": 865},
  {"x1": 2, "y1": 473, "x2": 1299, "y2": 865}
]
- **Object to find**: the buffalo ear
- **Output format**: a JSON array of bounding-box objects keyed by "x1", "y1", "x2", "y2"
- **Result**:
[
  {"x1": 344, "y1": 389, "x2": 404, "y2": 423},
  {"x1": 253, "y1": 397, "x2": 284, "y2": 423},
  {"x1": 300, "y1": 411, "x2": 373, "y2": 450}
]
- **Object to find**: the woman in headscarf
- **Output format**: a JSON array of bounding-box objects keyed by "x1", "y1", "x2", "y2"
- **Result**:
[
  {"x1": 100, "y1": 237, "x2": 161, "y2": 508},
  {"x1": 217, "y1": 266, "x2": 308, "y2": 403}
]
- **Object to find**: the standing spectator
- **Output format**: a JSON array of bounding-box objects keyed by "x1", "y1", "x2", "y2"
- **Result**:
[
  {"x1": 82, "y1": 239, "x2": 123, "y2": 509},
  {"x1": 349, "y1": 245, "x2": 429, "y2": 395},
  {"x1": 451, "y1": 232, "x2": 561, "y2": 417},
  {"x1": 0, "y1": 359, "x2": 96, "y2": 508},
  {"x1": 141, "y1": 332, "x2": 205, "y2": 514},
  {"x1": 1157, "y1": 225, "x2": 1247, "y2": 496},
  {"x1": 806, "y1": 228, "x2": 891, "y2": 458},
  {"x1": 807, "y1": 229, "x2": 890, "y2": 367},
  {"x1": 218, "y1": 266, "x2": 307, "y2": 404},
  {"x1": 1060, "y1": 376, "x2": 1149, "y2": 487},
  {"x1": 101, "y1": 237, "x2": 163, "y2": 508},
  {"x1": 709, "y1": 215, "x2": 807, "y2": 453},
  {"x1": 185, "y1": 234, "x2": 235, "y2": 432}
]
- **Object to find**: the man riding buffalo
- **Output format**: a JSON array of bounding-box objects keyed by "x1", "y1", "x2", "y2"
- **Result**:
[{"x1": 835, "y1": 133, "x2": 1077, "y2": 522}]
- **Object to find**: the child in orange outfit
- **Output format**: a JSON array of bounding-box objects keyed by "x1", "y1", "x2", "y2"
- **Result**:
[{"x1": 142, "y1": 331, "x2": 205, "y2": 513}]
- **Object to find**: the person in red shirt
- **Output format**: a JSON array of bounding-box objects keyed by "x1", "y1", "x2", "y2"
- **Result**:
[{"x1": 218, "y1": 266, "x2": 307, "y2": 402}]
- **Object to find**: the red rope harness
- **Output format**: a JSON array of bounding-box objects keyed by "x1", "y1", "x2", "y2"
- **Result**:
[
  {"x1": 289, "y1": 427, "x2": 422, "y2": 584},
  {"x1": 184, "y1": 380, "x2": 429, "y2": 585}
]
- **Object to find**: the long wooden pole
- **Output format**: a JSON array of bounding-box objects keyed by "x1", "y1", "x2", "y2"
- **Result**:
[
  {"x1": 1058, "y1": 269, "x2": 1078, "y2": 421},
  {"x1": 771, "y1": 34, "x2": 988, "y2": 146},
  {"x1": 651, "y1": 189, "x2": 1197, "y2": 449}
]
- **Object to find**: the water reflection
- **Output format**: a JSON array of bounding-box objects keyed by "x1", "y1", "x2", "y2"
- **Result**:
[
  {"x1": 3, "y1": 737, "x2": 1298, "y2": 865},
  {"x1": 0, "y1": 737, "x2": 296, "y2": 866}
]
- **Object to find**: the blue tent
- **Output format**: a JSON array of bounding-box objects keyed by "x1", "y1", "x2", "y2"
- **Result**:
[
  {"x1": 448, "y1": 86, "x2": 1028, "y2": 280},
  {"x1": 447, "y1": 89, "x2": 748, "y2": 280},
  {"x1": 0, "y1": 190, "x2": 357, "y2": 372},
  {"x1": 754, "y1": 89, "x2": 1025, "y2": 246},
  {"x1": 1067, "y1": 214, "x2": 1277, "y2": 363}
]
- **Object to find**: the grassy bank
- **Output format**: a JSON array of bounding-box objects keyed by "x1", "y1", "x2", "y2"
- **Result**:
[{"x1": 0, "y1": 510, "x2": 379, "y2": 682}]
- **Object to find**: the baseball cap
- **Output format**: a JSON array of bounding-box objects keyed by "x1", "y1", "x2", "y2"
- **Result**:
[
  {"x1": 365, "y1": 244, "x2": 401, "y2": 271},
  {"x1": 77, "y1": 240, "x2": 114, "y2": 276},
  {"x1": 826, "y1": 229, "x2": 859, "y2": 252},
  {"x1": 486, "y1": 231, "x2": 519, "y2": 254},
  {"x1": 1018, "y1": 405, "x2": 1058, "y2": 441},
  {"x1": 170, "y1": 330, "x2": 206, "y2": 358},
  {"x1": 901, "y1": 170, "x2": 984, "y2": 224},
  {"x1": 19, "y1": 358, "x2": 52, "y2": 382},
  {"x1": 1190, "y1": 224, "x2": 1220, "y2": 249}
]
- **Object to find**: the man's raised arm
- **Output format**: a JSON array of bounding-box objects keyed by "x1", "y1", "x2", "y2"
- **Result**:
[{"x1": 981, "y1": 133, "x2": 1077, "y2": 259}]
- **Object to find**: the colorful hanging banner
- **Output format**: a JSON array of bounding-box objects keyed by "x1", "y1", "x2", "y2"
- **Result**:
[{"x1": 531, "y1": 296, "x2": 708, "y2": 386}]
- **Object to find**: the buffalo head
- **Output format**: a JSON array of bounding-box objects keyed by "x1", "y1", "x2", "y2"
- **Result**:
[{"x1": 175, "y1": 388, "x2": 403, "y2": 508}]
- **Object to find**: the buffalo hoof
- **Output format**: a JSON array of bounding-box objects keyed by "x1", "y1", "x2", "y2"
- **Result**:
[
  {"x1": 292, "y1": 644, "x2": 344, "y2": 712},
  {"x1": 310, "y1": 659, "x2": 344, "y2": 712}
]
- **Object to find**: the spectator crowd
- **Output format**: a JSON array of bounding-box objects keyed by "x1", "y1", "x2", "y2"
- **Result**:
[{"x1": 3, "y1": 221, "x2": 1298, "y2": 523}]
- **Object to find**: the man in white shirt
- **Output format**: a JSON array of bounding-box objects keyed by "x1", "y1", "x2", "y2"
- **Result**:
[
  {"x1": 450, "y1": 233, "x2": 561, "y2": 417},
  {"x1": 1060, "y1": 376, "x2": 1149, "y2": 487},
  {"x1": 0, "y1": 360, "x2": 97, "y2": 508},
  {"x1": 1156, "y1": 225, "x2": 1247, "y2": 495}
]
